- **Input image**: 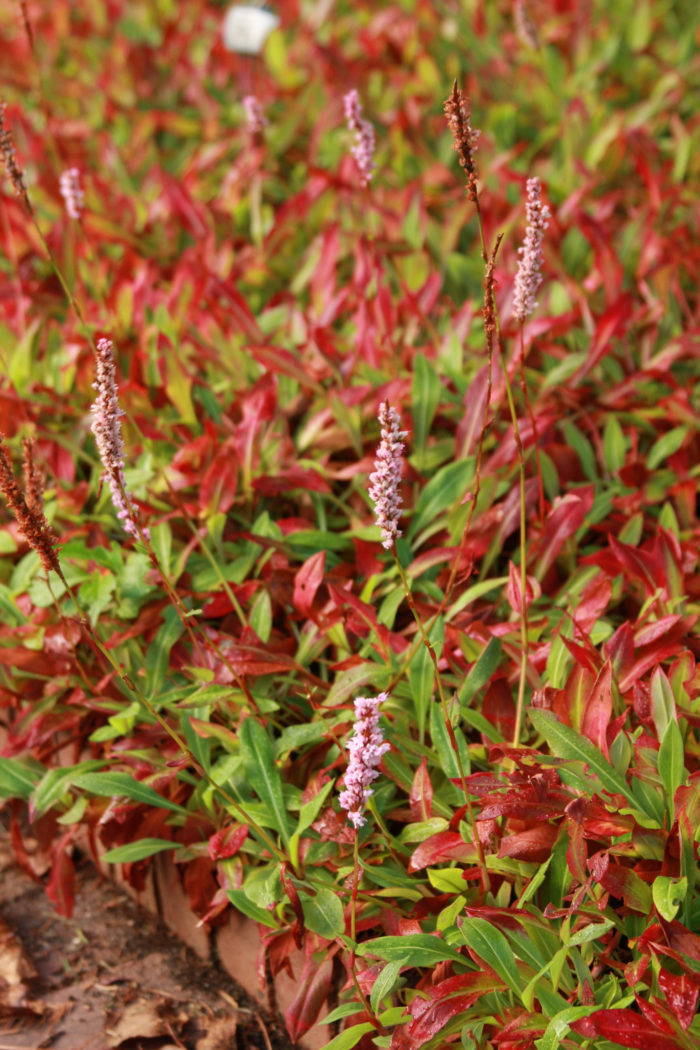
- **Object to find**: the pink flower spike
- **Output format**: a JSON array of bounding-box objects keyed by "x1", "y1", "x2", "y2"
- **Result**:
[
  {"x1": 90, "y1": 338, "x2": 149, "y2": 541},
  {"x1": 339, "y1": 694, "x2": 390, "y2": 829},
  {"x1": 242, "y1": 95, "x2": 267, "y2": 134},
  {"x1": 344, "y1": 89, "x2": 375, "y2": 186},
  {"x1": 369, "y1": 402, "x2": 407, "y2": 550},
  {"x1": 59, "y1": 168, "x2": 84, "y2": 220},
  {"x1": 512, "y1": 176, "x2": 550, "y2": 323}
]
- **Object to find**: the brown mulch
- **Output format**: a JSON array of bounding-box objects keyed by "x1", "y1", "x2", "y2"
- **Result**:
[{"x1": 0, "y1": 835, "x2": 297, "y2": 1050}]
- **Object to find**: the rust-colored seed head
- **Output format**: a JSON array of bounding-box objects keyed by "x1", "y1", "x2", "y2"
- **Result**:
[
  {"x1": 443, "y1": 81, "x2": 480, "y2": 202},
  {"x1": 0, "y1": 437, "x2": 60, "y2": 575},
  {"x1": 22, "y1": 436, "x2": 44, "y2": 518},
  {"x1": 0, "y1": 102, "x2": 29, "y2": 207}
]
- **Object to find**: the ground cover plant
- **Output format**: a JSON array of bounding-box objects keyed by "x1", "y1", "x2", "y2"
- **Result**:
[{"x1": 1, "y1": 0, "x2": 700, "y2": 1047}]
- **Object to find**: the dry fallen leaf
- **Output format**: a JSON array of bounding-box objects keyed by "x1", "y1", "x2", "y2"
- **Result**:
[
  {"x1": 0, "y1": 914, "x2": 37, "y2": 1008},
  {"x1": 105, "y1": 996, "x2": 179, "y2": 1047},
  {"x1": 196, "y1": 1013, "x2": 238, "y2": 1050}
]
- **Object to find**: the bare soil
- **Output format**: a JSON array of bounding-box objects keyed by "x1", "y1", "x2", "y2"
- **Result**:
[{"x1": 0, "y1": 834, "x2": 297, "y2": 1050}]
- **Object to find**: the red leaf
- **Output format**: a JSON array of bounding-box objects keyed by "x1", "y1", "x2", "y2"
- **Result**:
[
  {"x1": 293, "y1": 550, "x2": 326, "y2": 619},
  {"x1": 407, "y1": 832, "x2": 474, "y2": 873},
  {"x1": 497, "y1": 824, "x2": 559, "y2": 862},
  {"x1": 253, "y1": 466, "x2": 331, "y2": 496},
  {"x1": 588, "y1": 852, "x2": 651, "y2": 912},
  {"x1": 392, "y1": 972, "x2": 507, "y2": 1049},
  {"x1": 573, "y1": 574, "x2": 612, "y2": 633},
  {"x1": 183, "y1": 857, "x2": 218, "y2": 918},
  {"x1": 571, "y1": 1008, "x2": 687, "y2": 1050},
  {"x1": 250, "y1": 345, "x2": 323, "y2": 393},
  {"x1": 46, "y1": 832, "x2": 76, "y2": 919},
  {"x1": 634, "y1": 615, "x2": 684, "y2": 649},
  {"x1": 635, "y1": 996, "x2": 676, "y2": 1035},
  {"x1": 10, "y1": 816, "x2": 43, "y2": 882},
  {"x1": 658, "y1": 969, "x2": 700, "y2": 1029},
  {"x1": 581, "y1": 661, "x2": 613, "y2": 758},
  {"x1": 566, "y1": 820, "x2": 588, "y2": 883},
  {"x1": 506, "y1": 560, "x2": 541, "y2": 615},
  {"x1": 608, "y1": 534, "x2": 663, "y2": 596},
  {"x1": 208, "y1": 824, "x2": 249, "y2": 861},
  {"x1": 535, "y1": 487, "x2": 594, "y2": 579},
  {"x1": 409, "y1": 758, "x2": 433, "y2": 822},
  {"x1": 482, "y1": 680, "x2": 516, "y2": 740},
  {"x1": 572, "y1": 292, "x2": 632, "y2": 383},
  {"x1": 280, "y1": 867, "x2": 305, "y2": 950},
  {"x1": 284, "y1": 952, "x2": 334, "y2": 1043}
]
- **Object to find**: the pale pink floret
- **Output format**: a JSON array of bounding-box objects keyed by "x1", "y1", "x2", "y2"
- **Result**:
[
  {"x1": 343, "y1": 89, "x2": 375, "y2": 186},
  {"x1": 369, "y1": 402, "x2": 406, "y2": 550},
  {"x1": 339, "y1": 694, "x2": 390, "y2": 829},
  {"x1": 90, "y1": 338, "x2": 149, "y2": 540},
  {"x1": 242, "y1": 95, "x2": 267, "y2": 134},
  {"x1": 59, "y1": 168, "x2": 84, "y2": 220},
  {"x1": 512, "y1": 177, "x2": 550, "y2": 322}
]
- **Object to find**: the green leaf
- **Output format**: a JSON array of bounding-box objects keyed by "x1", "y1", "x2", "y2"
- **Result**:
[
  {"x1": 150, "y1": 521, "x2": 173, "y2": 575},
  {"x1": 535, "y1": 1005, "x2": 599, "y2": 1050},
  {"x1": 427, "y1": 868, "x2": 467, "y2": 893},
  {"x1": 409, "y1": 461, "x2": 473, "y2": 537},
  {"x1": 0, "y1": 757, "x2": 43, "y2": 799},
  {"x1": 562, "y1": 421, "x2": 597, "y2": 481},
  {"x1": 356, "y1": 934, "x2": 464, "y2": 967},
  {"x1": 408, "y1": 641, "x2": 434, "y2": 741},
  {"x1": 300, "y1": 888, "x2": 345, "y2": 939},
  {"x1": 294, "y1": 780, "x2": 334, "y2": 837},
  {"x1": 647, "y1": 425, "x2": 688, "y2": 470},
  {"x1": 529, "y1": 709, "x2": 643, "y2": 814},
  {"x1": 412, "y1": 353, "x2": 442, "y2": 469},
  {"x1": 370, "y1": 960, "x2": 402, "y2": 1015},
  {"x1": 460, "y1": 706, "x2": 504, "y2": 742},
  {"x1": 275, "y1": 722, "x2": 327, "y2": 757},
  {"x1": 447, "y1": 576, "x2": 507, "y2": 618},
  {"x1": 565, "y1": 918, "x2": 615, "y2": 947},
  {"x1": 239, "y1": 719, "x2": 291, "y2": 848},
  {"x1": 458, "y1": 637, "x2": 502, "y2": 707},
  {"x1": 658, "y1": 718, "x2": 686, "y2": 823},
  {"x1": 227, "y1": 888, "x2": 279, "y2": 929},
  {"x1": 318, "y1": 1023, "x2": 376, "y2": 1050},
  {"x1": 249, "y1": 588, "x2": 272, "y2": 643},
  {"x1": 652, "y1": 875, "x2": 687, "y2": 922},
  {"x1": 323, "y1": 1003, "x2": 366, "y2": 1026},
  {"x1": 459, "y1": 917, "x2": 522, "y2": 997},
  {"x1": 650, "y1": 667, "x2": 676, "y2": 740},
  {"x1": 57, "y1": 796, "x2": 88, "y2": 825},
  {"x1": 73, "y1": 772, "x2": 188, "y2": 814},
  {"x1": 78, "y1": 571, "x2": 116, "y2": 623},
  {"x1": 116, "y1": 552, "x2": 155, "y2": 617},
  {"x1": 31, "y1": 761, "x2": 103, "y2": 817},
  {"x1": 102, "y1": 838, "x2": 178, "y2": 863},
  {"x1": 603, "y1": 415, "x2": 626, "y2": 474},
  {"x1": 430, "y1": 702, "x2": 470, "y2": 780},
  {"x1": 145, "y1": 605, "x2": 184, "y2": 700}
]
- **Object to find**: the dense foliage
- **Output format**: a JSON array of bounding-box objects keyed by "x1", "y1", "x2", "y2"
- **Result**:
[{"x1": 1, "y1": 1, "x2": 700, "y2": 1048}]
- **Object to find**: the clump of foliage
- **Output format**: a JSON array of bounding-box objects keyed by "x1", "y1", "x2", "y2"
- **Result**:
[{"x1": 1, "y1": 1, "x2": 700, "y2": 1048}]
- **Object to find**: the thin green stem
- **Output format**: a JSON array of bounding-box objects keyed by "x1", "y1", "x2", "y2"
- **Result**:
[
  {"x1": 393, "y1": 552, "x2": 490, "y2": 892},
  {"x1": 495, "y1": 342, "x2": 529, "y2": 749},
  {"x1": 347, "y1": 832, "x2": 386, "y2": 1034},
  {"x1": 518, "y1": 324, "x2": 546, "y2": 527}
]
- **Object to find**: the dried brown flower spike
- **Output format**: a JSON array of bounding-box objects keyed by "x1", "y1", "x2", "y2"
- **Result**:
[
  {"x1": 0, "y1": 102, "x2": 30, "y2": 211},
  {"x1": 443, "y1": 81, "x2": 480, "y2": 203},
  {"x1": 0, "y1": 436, "x2": 60, "y2": 575}
]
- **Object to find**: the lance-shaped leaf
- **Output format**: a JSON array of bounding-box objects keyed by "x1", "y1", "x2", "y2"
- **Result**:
[{"x1": 239, "y1": 718, "x2": 292, "y2": 849}]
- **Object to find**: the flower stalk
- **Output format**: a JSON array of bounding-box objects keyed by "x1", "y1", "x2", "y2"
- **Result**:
[
  {"x1": 368, "y1": 402, "x2": 407, "y2": 550},
  {"x1": 344, "y1": 89, "x2": 376, "y2": 187}
]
